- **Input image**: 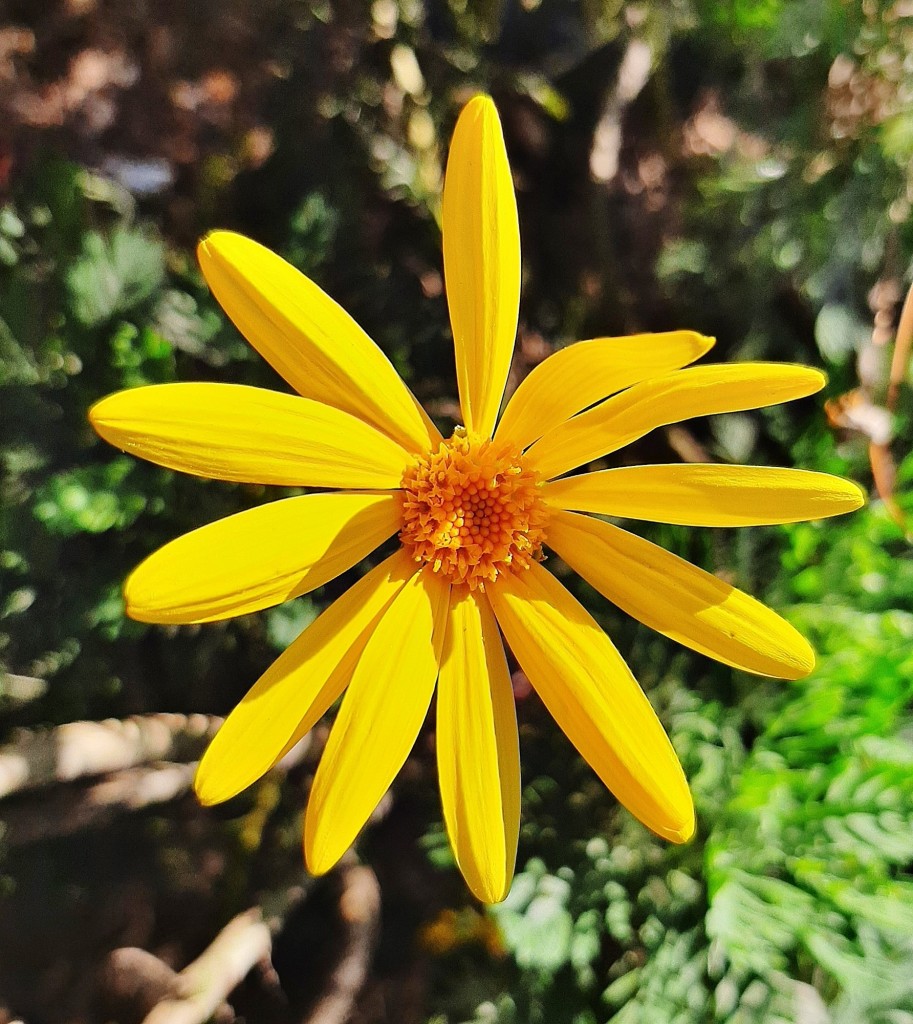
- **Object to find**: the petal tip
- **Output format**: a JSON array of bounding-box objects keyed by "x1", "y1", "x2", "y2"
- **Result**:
[
  {"x1": 471, "y1": 876, "x2": 512, "y2": 905},
  {"x1": 783, "y1": 363, "x2": 829, "y2": 395},
  {"x1": 669, "y1": 816, "x2": 697, "y2": 844},
  {"x1": 197, "y1": 229, "x2": 253, "y2": 275},
  {"x1": 194, "y1": 741, "x2": 291, "y2": 808},
  {"x1": 848, "y1": 480, "x2": 867, "y2": 510},
  {"x1": 463, "y1": 92, "x2": 496, "y2": 118},
  {"x1": 196, "y1": 230, "x2": 219, "y2": 264},
  {"x1": 794, "y1": 645, "x2": 817, "y2": 679},
  {"x1": 87, "y1": 391, "x2": 124, "y2": 435},
  {"x1": 198, "y1": 227, "x2": 239, "y2": 251},
  {"x1": 122, "y1": 575, "x2": 149, "y2": 622},
  {"x1": 454, "y1": 93, "x2": 505, "y2": 145},
  {"x1": 658, "y1": 796, "x2": 696, "y2": 844},
  {"x1": 303, "y1": 826, "x2": 342, "y2": 878},
  {"x1": 781, "y1": 635, "x2": 816, "y2": 680},
  {"x1": 192, "y1": 769, "x2": 222, "y2": 808},
  {"x1": 87, "y1": 396, "x2": 105, "y2": 429},
  {"x1": 123, "y1": 570, "x2": 175, "y2": 625},
  {"x1": 668, "y1": 330, "x2": 715, "y2": 358}
]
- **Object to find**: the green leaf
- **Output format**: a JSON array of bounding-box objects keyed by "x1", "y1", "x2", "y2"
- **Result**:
[
  {"x1": 66, "y1": 226, "x2": 164, "y2": 326},
  {"x1": 33, "y1": 461, "x2": 148, "y2": 536}
]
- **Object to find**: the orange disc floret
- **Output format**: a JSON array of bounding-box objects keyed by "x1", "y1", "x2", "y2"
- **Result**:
[{"x1": 400, "y1": 428, "x2": 549, "y2": 588}]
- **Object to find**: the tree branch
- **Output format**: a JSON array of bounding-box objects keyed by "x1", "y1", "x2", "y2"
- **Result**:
[
  {"x1": 0, "y1": 713, "x2": 221, "y2": 799},
  {"x1": 1, "y1": 762, "x2": 196, "y2": 846},
  {"x1": 300, "y1": 864, "x2": 381, "y2": 1024},
  {"x1": 140, "y1": 909, "x2": 273, "y2": 1024}
]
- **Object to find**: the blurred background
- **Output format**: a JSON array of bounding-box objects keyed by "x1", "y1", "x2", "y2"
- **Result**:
[{"x1": 2, "y1": 1, "x2": 913, "y2": 1022}]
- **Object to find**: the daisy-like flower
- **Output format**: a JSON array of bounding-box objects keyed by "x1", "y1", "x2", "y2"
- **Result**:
[{"x1": 90, "y1": 96, "x2": 863, "y2": 903}]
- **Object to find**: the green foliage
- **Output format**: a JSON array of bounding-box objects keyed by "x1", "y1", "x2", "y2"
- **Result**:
[
  {"x1": 32, "y1": 459, "x2": 150, "y2": 537},
  {"x1": 493, "y1": 863, "x2": 576, "y2": 975},
  {"x1": 706, "y1": 596, "x2": 913, "y2": 1020},
  {"x1": 0, "y1": 159, "x2": 349, "y2": 721},
  {"x1": 1, "y1": 164, "x2": 177, "y2": 717},
  {"x1": 66, "y1": 225, "x2": 165, "y2": 328}
]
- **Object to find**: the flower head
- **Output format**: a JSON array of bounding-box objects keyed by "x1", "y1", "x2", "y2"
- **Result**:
[
  {"x1": 399, "y1": 428, "x2": 549, "y2": 587},
  {"x1": 90, "y1": 96, "x2": 864, "y2": 903}
]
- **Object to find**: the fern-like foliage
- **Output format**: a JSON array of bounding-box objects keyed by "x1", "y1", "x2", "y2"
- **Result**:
[{"x1": 704, "y1": 508, "x2": 913, "y2": 1023}]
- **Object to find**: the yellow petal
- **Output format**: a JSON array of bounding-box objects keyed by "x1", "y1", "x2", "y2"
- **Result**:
[
  {"x1": 546, "y1": 464, "x2": 865, "y2": 526},
  {"x1": 194, "y1": 550, "x2": 417, "y2": 805},
  {"x1": 304, "y1": 566, "x2": 451, "y2": 875},
  {"x1": 442, "y1": 96, "x2": 521, "y2": 438},
  {"x1": 487, "y1": 562, "x2": 694, "y2": 843},
  {"x1": 126, "y1": 492, "x2": 401, "y2": 624},
  {"x1": 495, "y1": 331, "x2": 714, "y2": 450},
  {"x1": 437, "y1": 587, "x2": 520, "y2": 903},
  {"x1": 547, "y1": 509, "x2": 815, "y2": 678},
  {"x1": 90, "y1": 383, "x2": 414, "y2": 489},
  {"x1": 198, "y1": 231, "x2": 440, "y2": 454},
  {"x1": 526, "y1": 363, "x2": 826, "y2": 480}
]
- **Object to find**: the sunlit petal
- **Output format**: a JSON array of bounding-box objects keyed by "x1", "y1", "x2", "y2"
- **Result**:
[
  {"x1": 526, "y1": 363, "x2": 825, "y2": 480},
  {"x1": 546, "y1": 464, "x2": 865, "y2": 526},
  {"x1": 126, "y1": 492, "x2": 401, "y2": 624},
  {"x1": 443, "y1": 96, "x2": 520, "y2": 438},
  {"x1": 90, "y1": 383, "x2": 414, "y2": 489},
  {"x1": 305, "y1": 567, "x2": 451, "y2": 875},
  {"x1": 495, "y1": 331, "x2": 714, "y2": 450},
  {"x1": 437, "y1": 587, "x2": 520, "y2": 903},
  {"x1": 488, "y1": 561, "x2": 694, "y2": 843},
  {"x1": 547, "y1": 509, "x2": 815, "y2": 678},
  {"x1": 194, "y1": 550, "x2": 417, "y2": 805},
  {"x1": 198, "y1": 231, "x2": 440, "y2": 453}
]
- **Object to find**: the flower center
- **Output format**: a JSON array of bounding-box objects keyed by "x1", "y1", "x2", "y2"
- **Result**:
[{"x1": 400, "y1": 428, "x2": 549, "y2": 588}]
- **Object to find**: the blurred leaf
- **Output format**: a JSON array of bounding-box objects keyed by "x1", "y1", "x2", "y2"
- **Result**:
[
  {"x1": 491, "y1": 866, "x2": 574, "y2": 974},
  {"x1": 32, "y1": 460, "x2": 148, "y2": 536},
  {"x1": 66, "y1": 226, "x2": 164, "y2": 327},
  {"x1": 265, "y1": 597, "x2": 319, "y2": 651},
  {"x1": 815, "y1": 304, "x2": 869, "y2": 364}
]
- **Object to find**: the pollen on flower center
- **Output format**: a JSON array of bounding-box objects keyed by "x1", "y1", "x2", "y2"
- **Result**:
[{"x1": 399, "y1": 428, "x2": 549, "y2": 588}]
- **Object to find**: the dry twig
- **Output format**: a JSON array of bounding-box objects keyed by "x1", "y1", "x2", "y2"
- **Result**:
[
  {"x1": 1, "y1": 761, "x2": 197, "y2": 846},
  {"x1": 888, "y1": 276, "x2": 913, "y2": 411},
  {"x1": 0, "y1": 713, "x2": 221, "y2": 800},
  {"x1": 140, "y1": 909, "x2": 273, "y2": 1024},
  {"x1": 300, "y1": 865, "x2": 381, "y2": 1024},
  {"x1": 105, "y1": 865, "x2": 382, "y2": 1024}
]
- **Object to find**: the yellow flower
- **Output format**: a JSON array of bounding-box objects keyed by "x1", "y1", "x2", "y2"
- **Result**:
[{"x1": 90, "y1": 96, "x2": 864, "y2": 903}]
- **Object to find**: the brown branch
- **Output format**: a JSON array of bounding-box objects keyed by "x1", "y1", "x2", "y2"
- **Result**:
[
  {"x1": 106, "y1": 866, "x2": 381, "y2": 1024},
  {"x1": 664, "y1": 424, "x2": 711, "y2": 464},
  {"x1": 140, "y1": 909, "x2": 273, "y2": 1024},
  {"x1": 0, "y1": 718, "x2": 315, "y2": 848},
  {"x1": 1, "y1": 762, "x2": 196, "y2": 846},
  {"x1": 888, "y1": 277, "x2": 913, "y2": 411},
  {"x1": 300, "y1": 864, "x2": 381, "y2": 1024},
  {"x1": 97, "y1": 948, "x2": 196, "y2": 1024},
  {"x1": 0, "y1": 713, "x2": 222, "y2": 799},
  {"x1": 0, "y1": 672, "x2": 47, "y2": 707},
  {"x1": 75, "y1": 725, "x2": 377, "y2": 1024},
  {"x1": 99, "y1": 858, "x2": 380, "y2": 1024},
  {"x1": 589, "y1": 40, "x2": 653, "y2": 184},
  {"x1": 138, "y1": 880, "x2": 313, "y2": 1024},
  {"x1": 99, "y1": 883, "x2": 315, "y2": 1024}
]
